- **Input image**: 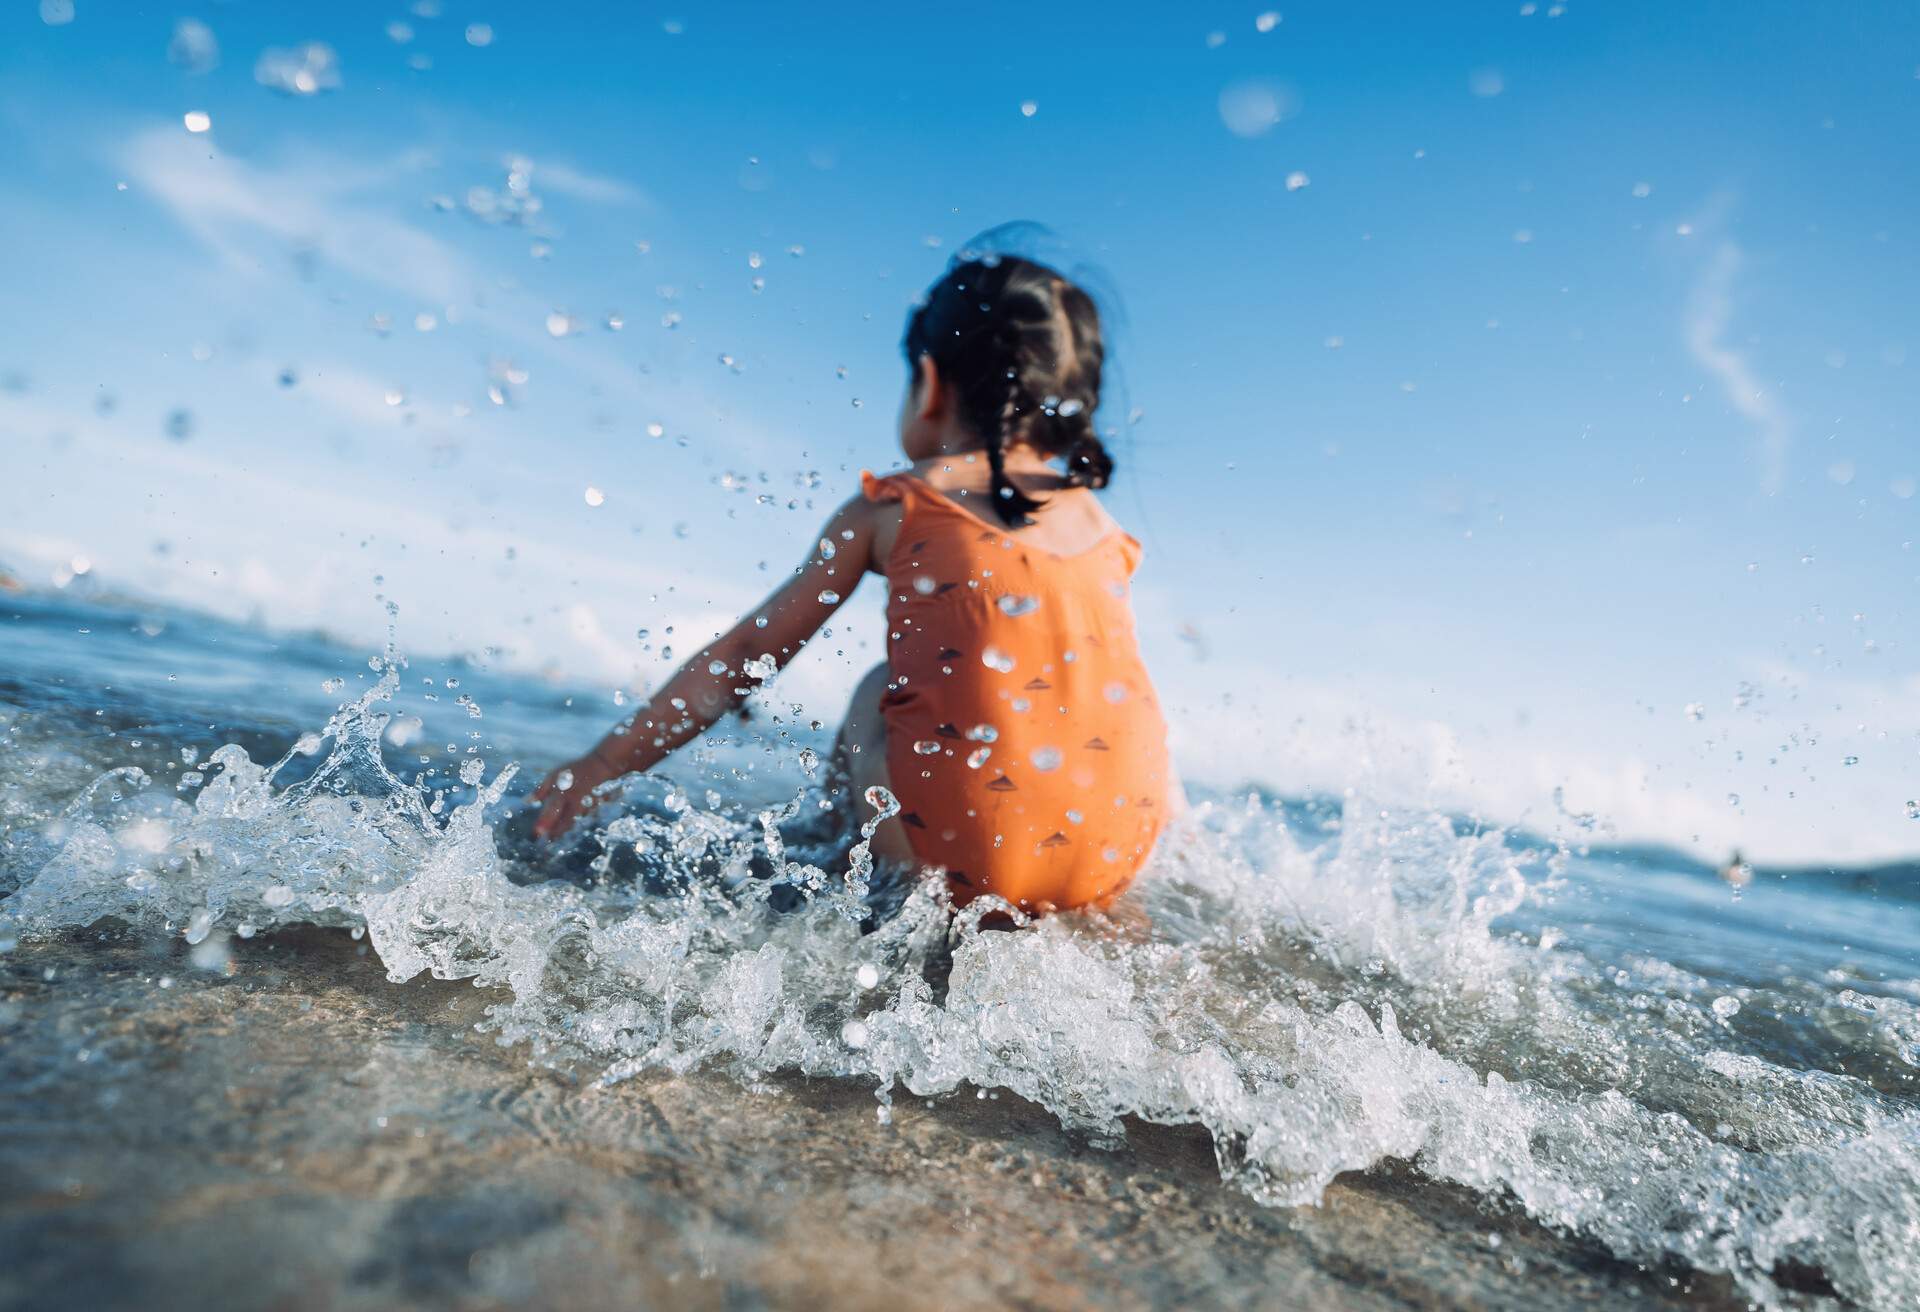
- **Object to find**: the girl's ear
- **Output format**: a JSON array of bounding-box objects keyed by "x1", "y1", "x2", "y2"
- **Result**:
[{"x1": 914, "y1": 353, "x2": 943, "y2": 421}]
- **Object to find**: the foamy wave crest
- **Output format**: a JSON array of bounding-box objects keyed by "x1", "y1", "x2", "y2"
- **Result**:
[{"x1": 5, "y1": 669, "x2": 1917, "y2": 1309}]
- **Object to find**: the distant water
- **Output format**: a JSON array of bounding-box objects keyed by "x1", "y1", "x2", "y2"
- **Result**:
[{"x1": 3, "y1": 589, "x2": 1918, "y2": 1309}]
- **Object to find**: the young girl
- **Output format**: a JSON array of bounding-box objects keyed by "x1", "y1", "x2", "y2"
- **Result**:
[{"x1": 532, "y1": 254, "x2": 1174, "y2": 915}]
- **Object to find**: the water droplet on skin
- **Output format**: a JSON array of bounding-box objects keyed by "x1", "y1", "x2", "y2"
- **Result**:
[
  {"x1": 1030, "y1": 747, "x2": 1063, "y2": 772},
  {"x1": 1103, "y1": 682, "x2": 1129, "y2": 704},
  {"x1": 818, "y1": 538, "x2": 836, "y2": 559},
  {"x1": 817, "y1": 590, "x2": 840, "y2": 605},
  {"x1": 707, "y1": 660, "x2": 729, "y2": 675},
  {"x1": 965, "y1": 724, "x2": 998, "y2": 743},
  {"x1": 554, "y1": 769, "x2": 575, "y2": 791},
  {"x1": 981, "y1": 646, "x2": 1015, "y2": 673},
  {"x1": 913, "y1": 740, "x2": 942, "y2": 756},
  {"x1": 966, "y1": 747, "x2": 992, "y2": 769}
]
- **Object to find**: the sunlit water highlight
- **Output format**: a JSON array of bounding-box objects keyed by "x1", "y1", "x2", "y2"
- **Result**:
[{"x1": 3, "y1": 592, "x2": 1918, "y2": 1309}]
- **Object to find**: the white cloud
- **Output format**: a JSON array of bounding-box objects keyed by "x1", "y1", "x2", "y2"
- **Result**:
[
  {"x1": 1683, "y1": 238, "x2": 1790, "y2": 495},
  {"x1": 532, "y1": 160, "x2": 650, "y2": 207},
  {"x1": 120, "y1": 126, "x2": 478, "y2": 305}
]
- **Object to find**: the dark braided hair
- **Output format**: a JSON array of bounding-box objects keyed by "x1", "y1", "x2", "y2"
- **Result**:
[{"x1": 903, "y1": 255, "x2": 1113, "y2": 526}]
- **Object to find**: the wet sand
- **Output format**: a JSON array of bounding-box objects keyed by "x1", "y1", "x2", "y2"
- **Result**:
[{"x1": 0, "y1": 928, "x2": 1742, "y2": 1311}]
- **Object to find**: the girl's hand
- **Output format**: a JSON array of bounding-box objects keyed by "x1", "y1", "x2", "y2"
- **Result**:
[{"x1": 530, "y1": 753, "x2": 623, "y2": 841}]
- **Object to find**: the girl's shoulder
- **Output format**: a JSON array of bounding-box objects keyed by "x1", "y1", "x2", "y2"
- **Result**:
[{"x1": 863, "y1": 466, "x2": 1127, "y2": 561}]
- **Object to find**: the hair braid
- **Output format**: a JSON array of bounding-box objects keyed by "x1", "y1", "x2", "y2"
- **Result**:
[{"x1": 988, "y1": 361, "x2": 1045, "y2": 526}]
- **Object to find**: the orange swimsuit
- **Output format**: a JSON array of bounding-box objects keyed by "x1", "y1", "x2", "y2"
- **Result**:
[{"x1": 862, "y1": 470, "x2": 1171, "y2": 912}]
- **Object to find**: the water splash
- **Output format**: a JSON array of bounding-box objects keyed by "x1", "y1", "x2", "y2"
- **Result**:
[{"x1": 3, "y1": 678, "x2": 1918, "y2": 1309}]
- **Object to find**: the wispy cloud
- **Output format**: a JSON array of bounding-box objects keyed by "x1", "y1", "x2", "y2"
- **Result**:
[
  {"x1": 119, "y1": 126, "x2": 479, "y2": 305},
  {"x1": 531, "y1": 159, "x2": 650, "y2": 207},
  {"x1": 1683, "y1": 237, "x2": 1789, "y2": 495}
]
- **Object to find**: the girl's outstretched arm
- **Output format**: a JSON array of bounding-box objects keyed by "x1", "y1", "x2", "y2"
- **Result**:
[{"x1": 531, "y1": 496, "x2": 878, "y2": 840}]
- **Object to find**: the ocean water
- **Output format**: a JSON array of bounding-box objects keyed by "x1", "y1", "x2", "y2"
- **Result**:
[{"x1": 3, "y1": 589, "x2": 1918, "y2": 1309}]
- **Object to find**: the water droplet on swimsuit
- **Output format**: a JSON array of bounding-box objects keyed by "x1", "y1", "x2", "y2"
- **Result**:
[
  {"x1": 965, "y1": 724, "x2": 998, "y2": 743},
  {"x1": 997, "y1": 594, "x2": 1040, "y2": 617},
  {"x1": 1103, "y1": 682, "x2": 1129, "y2": 704},
  {"x1": 817, "y1": 589, "x2": 840, "y2": 605},
  {"x1": 913, "y1": 740, "x2": 942, "y2": 756},
  {"x1": 981, "y1": 646, "x2": 1015, "y2": 674},
  {"x1": 1255, "y1": 10, "x2": 1281, "y2": 32},
  {"x1": 1020, "y1": 100, "x2": 1038, "y2": 117},
  {"x1": 840, "y1": 1019, "x2": 870, "y2": 1049},
  {"x1": 465, "y1": 22, "x2": 493, "y2": 46},
  {"x1": 1030, "y1": 747, "x2": 1062, "y2": 772},
  {"x1": 966, "y1": 747, "x2": 992, "y2": 769},
  {"x1": 1066, "y1": 809, "x2": 1083, "y2": 824}
]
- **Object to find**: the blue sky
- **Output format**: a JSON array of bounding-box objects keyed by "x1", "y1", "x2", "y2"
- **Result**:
[{"x1": 2, "y1": 0, "x2": 1917, "y2": 862}]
